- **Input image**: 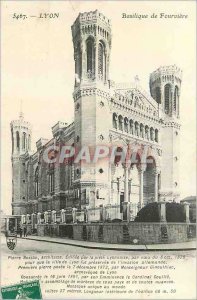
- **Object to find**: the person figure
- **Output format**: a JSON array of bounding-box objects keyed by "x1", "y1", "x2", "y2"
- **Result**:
[
  {"x1": 19, "y1": 227, "x2": 22, "y2": 238},
  {"x1": 23, "y1": 227, "x2": 27, "y2": 237}
]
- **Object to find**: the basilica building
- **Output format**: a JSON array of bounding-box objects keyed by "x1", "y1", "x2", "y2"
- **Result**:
[{"x1": 11, "y1": 10, "x2": 181, "y2": 221}]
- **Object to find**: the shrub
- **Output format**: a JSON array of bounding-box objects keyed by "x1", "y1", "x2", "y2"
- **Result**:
[{"x1": 134, "y1": 202, "x2": 185, "y2": 222}]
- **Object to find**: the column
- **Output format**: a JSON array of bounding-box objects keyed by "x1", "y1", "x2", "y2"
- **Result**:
[
  {"x1": 81, "y1": 41, "x2": 86, "y2": 82},
  {"x1": 100, "y1": 205, "x2": 104, "y2": 222},
  {"x1": 44, "y1": 211, "x2": 48, "y2": 224},
  {"x1": 52, "y1": 210, "x2": 56, "y2": 223},
  {"x1": 108, "y1": 161, "x2": 112, "y2": 204},
  {"x1": 123, "y1": 202, "x2": 128, "y2": 221},
  {"x1": 142, "y1": 126, "x2": 145, "y2": 139},
  {"x1": 61, "y1": 209, "x2": 65, "y2": 223},
  {"x1": 26, "y1": 214, "x2": 29, "y2": 224},
  {"x1": 154, "y1": 170, "x2": 159, "y2": 202},
  {"x1": 171, "y1": 90, "x2": 174, "y2": 116},
  {"x1": 159, "y1": 202, "x2": 166, "y2": 222},
  {"x1": 124, "y1": 165, "x2": 129, "y2": 203},
  {"x1": 15, "y1": 218, "x2": 17, "y2": 232},
  {"x1": 37, "y1": 212, "x2": 41, "y2": 224},
  {"x1": 139, "y1": 168, "x2": 144, "y2": 209},
  {"x1": 13, "y1": 131, "x2": 16, "y2": 153},
  {"x1": 85, "y1": 207, "x2": 88, "y2": 223},
  {"x1": 117, "y1": 177, "x2": 120, "y2": 204},
  {"x1": 183, "y1": 202, "x2": 190, "y2": 223},
  {"x1": 177, "y1": 94, "x2": 180, "y2": 117},
  {"x1": 128, "y1": 179, "x2": 132, "y2": 203},
  {"x1": 72, "y1": 208, "x2": 77, "y2": 223},
  {"x1": 94, "y1": 40, "x2": 98, "y2": 80},
  {"x1": 31, "y1": 213, "x2": 35, "y2": 227}
]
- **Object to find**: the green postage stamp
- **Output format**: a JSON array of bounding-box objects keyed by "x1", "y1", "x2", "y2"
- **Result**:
[{"x1": 1, "y1": 280, "x2": 42, "y2": 299}]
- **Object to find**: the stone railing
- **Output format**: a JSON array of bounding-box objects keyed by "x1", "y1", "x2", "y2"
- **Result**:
[
  {"x1": 21, "y1": 201, "x2": 191, "y2": 226},
  {"x1": 87, "y1": 207, "x2": 101, "y2": 222},
  {"x1": 105, "y1": 204, "x2": 122, "y2": 221}
]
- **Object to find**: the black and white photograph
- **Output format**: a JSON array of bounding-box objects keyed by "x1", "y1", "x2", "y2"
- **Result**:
[{"x1": 1, "y1": 1, "x2": 196, "y2": 299}]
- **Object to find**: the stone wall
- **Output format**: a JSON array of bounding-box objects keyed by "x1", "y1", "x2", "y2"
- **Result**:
[{"x1": 36, "y1": 222, "x2": 196, "y2": 245}]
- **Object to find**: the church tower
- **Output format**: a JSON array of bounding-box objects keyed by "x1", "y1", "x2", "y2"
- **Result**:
[
  {"x1": 10, "y1": 111, "x2": 32, "y2": 215},
  {"x1": 150, "y1": 65, "x2": 182, "y2": 202},
  {"x1": 71, "y1": 10, "x2": 112, "y2": 208}
]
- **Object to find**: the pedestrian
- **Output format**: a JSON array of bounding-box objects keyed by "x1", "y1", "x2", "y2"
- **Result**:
[{"x1": 23, "y1": 227, "x2": 27, "y2": 237}]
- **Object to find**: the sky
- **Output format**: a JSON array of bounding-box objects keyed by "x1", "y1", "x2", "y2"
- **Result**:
[{"x1": 1, "y1": 1, "x2": 196, "y2": 214}]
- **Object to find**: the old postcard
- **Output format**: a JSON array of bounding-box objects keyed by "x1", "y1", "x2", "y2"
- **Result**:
[{"x1": 1, "y1": 1, "x2": 196, "y2": 299}]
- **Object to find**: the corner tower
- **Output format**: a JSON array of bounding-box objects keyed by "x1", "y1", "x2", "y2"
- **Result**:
[
  {"x1": 10, "y1": 112, "x2": 32, "y2": 215},
  {"x1": 71, "y1": 11, "x2": 112, "y2": 209},
  {"x1": 150, "y1": 65, "x2": 182, "y2": 202},
  {"x1": 71, "y1": 10, "x2": 111, "y2": 87}
]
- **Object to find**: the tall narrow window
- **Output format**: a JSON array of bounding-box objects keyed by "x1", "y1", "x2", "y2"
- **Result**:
[
  {"x1": 16, "y1": 131, "x2": 20, "y2": 150},
  {"x1": 98, "y1": 42, "x2": 106, "y2": 79},
  {"x1": 155, "y1": 129, "x2": 159, "y2": 143},
  {"x1": 145, "y1": 126, "x2": 149, "y2": 140},
  {"x1": 22, "y1": 132, "x2": 26, "y2": 150},
  {"x1": 135, "y1": 122, "x2": 139, "y2": 136},
  {"x1": 124, "y1": 117, "x2": 128, "y2": 132},
  {"x1": 164, "y1": 84, "x2": 171, "y2": 113},
  {"x1": 140, "y1": 124, "x2": 144, "y2": 138},
  {"x1": 86, "y1": 38, "x2": 95, "y2": 75},
  {"x1": 155, "y1": 87, "x2": 161, "y2": 104},
  {"x1": 118, "y1": 115, "x2": 123, "y2": 131},
  {"x1": 49, "y1": 173, "x2": 54, "y2": 193},
  {"x1": 174, "y1": 86, "x2": 179, "y2": 113},
  {"x1": 75, "y1": 42, "x2": 81, "y2": 80},
  {"x1": 150, "y1": 127, "x2": 154, "y2": 141},
  {"x1": 35, "y1": 167, "x2": 39, "y2": 197},
  {"x1": 129, "y1": 120, "x2": 134, "y2": 134},
  {"x1": 49, "y1": 164, "x2": 55, "y2": 193},
  {"x1": 113, "y1": 113, "x2": 117, "y2": 129}
]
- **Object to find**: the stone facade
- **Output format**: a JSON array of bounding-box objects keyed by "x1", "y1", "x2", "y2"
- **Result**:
[{"x1": 11, "y1": 10, "x2": 181, "y2": 217}]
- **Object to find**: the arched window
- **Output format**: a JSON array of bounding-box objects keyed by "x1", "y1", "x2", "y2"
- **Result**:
[
  {"x1": 174, "y1": 86, "x2": 179, "y2": 113},
  {"x1": 118, "y1": 115, "x2": 123, "y2": 131},
  {"x1": 155, "y1": 87, "x2": 161, "y2": 104},
  {"x1": 48, "y1": 163, "x2": 55, "y2": 194},
  {"x1": 124, "y1": 117, "x2": 128, "y2": 132},
  {"x1": 35, "y1": 167, "x2": 39, "y2": 197},
  {"x1": 155, "y1": 129, "x2": 159, "y2": 143},
  {"x1": 150, "y1": 127, "x2": 154, "y2": 141},
  {"x1": 164, "y1": 84, "x2": 171, "y2": 113},
  {"x1": 98, "y1": 41, "x2": 105, "y2": 80},
  {"x1": 49, "y1": 166, "x2": 55, "y2": 193},
  {"x1": 135, "y1": 121, "x2": 139, "y2": 136},
  {"x1": 86, "y1": 37, "x2": 95, "y2": 75},
  {"x1": 140, "y1": 124, "x2": 144, "y2": 138},
  {"x1": 22, "y1": 132, "x2": 26, "y2": 150},
  {"x1": 113, "y1": 113, "x2": 118, "y2": 129},
  {"x1": 129, "y1": 120, "x2": 134, "y2": 134},
  {"x1": 16, "y1": 131, "x2": 20, "y2": 150},
  {"x1": 145, "y1": 125, "x2": 149, "y2": 140}
]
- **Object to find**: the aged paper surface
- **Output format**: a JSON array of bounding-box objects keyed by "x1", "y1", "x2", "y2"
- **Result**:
[{"x1": 1, "y1": 1, "x2": 196, "y2": 299}]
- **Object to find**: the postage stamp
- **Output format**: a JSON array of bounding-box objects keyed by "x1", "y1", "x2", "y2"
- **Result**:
[{"x1": 1, "y1": 280, "x2": 42, "y2": 299}]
